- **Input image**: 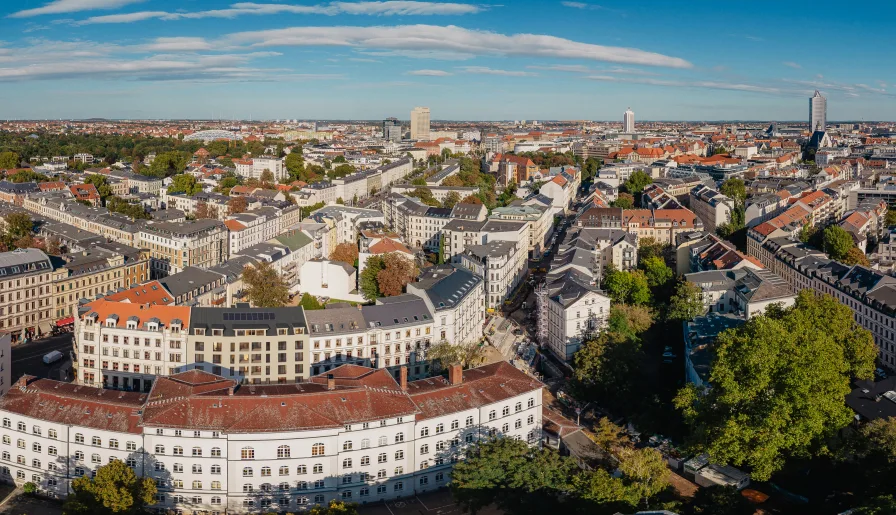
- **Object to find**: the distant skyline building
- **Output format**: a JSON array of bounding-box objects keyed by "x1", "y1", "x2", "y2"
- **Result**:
[
  {"x1": 410, "y1": 106, "x2": 431, "y2": 141},
  {"x1": 810, "y1": 90, "x2": 827, "y2": 132},
  {"x1": 623, "y1": 107, "x2": 635, "y2": 133},
  {"x1": 382, "y1": 117, "x2": 402, "y2": 142}
]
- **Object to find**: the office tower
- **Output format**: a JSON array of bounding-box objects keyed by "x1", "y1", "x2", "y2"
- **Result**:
[
  {"x1": 623, "y1": 107, "x2": 635, "y2": 133},
  {"x1": 410, "y1": 106, "x2": 431, "y2": 141},
  {"x1": 810, "y1": 90, "x2": 827, "y2": 132},
  {"x1": 382, "y1": 117, "x2": 402, "y2": 142}
]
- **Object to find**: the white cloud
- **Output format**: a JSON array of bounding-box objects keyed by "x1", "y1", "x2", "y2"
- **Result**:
[
  {"x1": 561, "y1": 1, "x2": 588, "y2": 8},
  {"x1": 10, "y1": 0, "x2": 145, "y2": 18},
  {"x1": 140, "y1": 37, "x2": 213, "y2": 52},
  {"x1": 72, "y1": 1, "x2": 483, "y2": 24},
  {"x1": 528, "y1": 64, "x2": 592, "y2": 73},
  {"x1": 586, "y1": 75, "x2": 788, "y2": 95},
  {"x1": 226, "y1": 25, "x2": 693, "y2": 68},
  {"x1": 406, "y1": 69, "x2": 453, "y2": 76},
  {"x1": 782, "y1": 61, "x2": 801, "y2": 69},
  {"x1": 458, "y1": 66, "x2": 537, "y2": 76}
]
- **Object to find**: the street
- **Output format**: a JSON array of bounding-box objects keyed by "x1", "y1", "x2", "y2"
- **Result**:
[{"x1": 11, "y1": 333, "x2": 74, "y2": 384}]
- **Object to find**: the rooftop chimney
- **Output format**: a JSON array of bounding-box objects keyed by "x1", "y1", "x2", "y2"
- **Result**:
[
  {"x1": 448, "y1": 364, "x2": 463, "y2": 386},
  {"x1": 399, "y1": 366, "x2": 408, "y2": 391},
  {"x1": 327, "y1": 373, "x2": 336, "y2": 391}
]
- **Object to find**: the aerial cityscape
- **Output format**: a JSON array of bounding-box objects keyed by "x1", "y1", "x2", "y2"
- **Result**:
[{"x1": 0, "y1": 1, "x2": 895, "y2": 515}]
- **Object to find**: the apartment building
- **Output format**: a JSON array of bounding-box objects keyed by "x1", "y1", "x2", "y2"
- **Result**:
[
  {"x1": 390, "y1": 185, "x2": 479, "y2": 203},
  {"x1": 138, "y1": 220, "x2": 228, "y2": 277},
  {"x1": 362, "y1": 295, "x2": 435, "y2": 380},
  {"x1": 542, "y1": 269, "x2": 611, "y2": 362},
  {"x1": 0, "y1": 361, "x2": 542, "y2": 513},
  {"x1": 578, "y1": 207, "x2": 701, "y2": 245},
  {"x1": 51, "y1": 243, "x2": 152, "y2": 322},
  {"x1": 225, "y1": 208, "x2": 283, "y2": 255},
  {"x1": 234, "y1": 156, "x2": 286, "y2": 181},
  {"x1": 489, "y1": 204, "x2": 552, "y2": 257},
  {"x1": 684, "y1": 268, "x2": 796, "y2": 319},
  {"x1": 75, "y1": 299, "x2": 192, "y2": 391},
  {"x1": 407, "y1": 265, "x2": 485, "y2": 346},
  {"x1": 0, "y1": 249, "x2": 56, "y2": 343},
  {"x1": 163, "y1": 192, "x2": 231, "y2": 220},
  {"x1": 457, "y1": 240, "x2": 527, "y2": 310},
  {"x1": 689, "y1": 185, "x2": 734, "y2": 234},
  {"x1": 557, "y1": 227, "x2": 638, "y2": 273}
]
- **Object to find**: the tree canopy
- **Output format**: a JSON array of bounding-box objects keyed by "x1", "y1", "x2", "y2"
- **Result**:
[
  {"x1": 674, "y1": 290, "x2": 877, "y2": 480},
  {"x1": 640, "y1": 255, "x2": 673, "y2": 288},
  {"x1": 823, "y1": 225, "x2": 857, "y2": 261},
  {"x1": 242, "y1": 261, "x2": 290, "y2": 307},
  {"x1": 603, "y1": 267, "x2": 651, "y2": 305},
  {"x1": 330, "y1": 242, "x2": 359, "y2": 265},
  {"x1": 623, "y1": 170, "x2": 652, "y2": 194},
  {"x1": 166, "y1": 173, "x2": 202, "y2": 196},
  {"x1": 83, "y1": 174, "x2": 113, "y2": 203},
  {"x1": 64, "y1": 459, "x2": 157, "y2": 515},
  {"x1": 359, "y1": 255, "x2": 385, "y2": 302},
  {"x1": 0, "y1": 151, "x2": 20, "y2": 169},
  {"x1": 667, "y1": 280, "x2": 705, "y2": 322},
  {"x1": 611, "y1": 192, "x2": 635, "y2": 209}
]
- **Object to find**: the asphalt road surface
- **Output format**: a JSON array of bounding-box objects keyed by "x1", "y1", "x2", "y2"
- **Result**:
[{"x1": 11, "y1": 333, "x2": 74, "y2": 383}]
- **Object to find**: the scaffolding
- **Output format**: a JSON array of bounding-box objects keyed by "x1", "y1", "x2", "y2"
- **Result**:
[{"x1": 535, "y1": 282, "x2": 549, "y2": 348}]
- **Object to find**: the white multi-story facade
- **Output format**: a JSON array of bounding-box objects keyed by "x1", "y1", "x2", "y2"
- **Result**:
[
  {"x1": 138, "y1": 220, "x2": 229, "y2": 277},
  {"x1": 810, "y1": 90, "x2": 827, "y2": 132},
  {"x1": 0, "y1": 362, "x2": 542, "y2": 513},
  {"x1": 407, "y1": 265, "x2": 485, "y2": 346},
  {"x1": 623, "y1": 108, "x2": 635, "y2": 133},
  {"x1": 689, "y1": 185, "x2": 734, "y2": 235},
  {"x1": 225, "y1": 208, "x2": 283, "y2": 255},
  {"x1": 457, "y1": 240, "x2": 527, "y2": 310},
  {"x1": 541, "y1": 270, "x2": 611, "y2": 362},
  {"x1": 410, "y1": 107, "x2": 431, "y2": 141}
]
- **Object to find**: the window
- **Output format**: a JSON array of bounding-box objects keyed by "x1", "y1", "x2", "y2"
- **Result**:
[
  {"x1": 192, "y1": 481, "x2": 202, "y2": 489},
  {"x1": 261, "y1": 466, "x2": 271, "y2": 477},
  {"x1": 243, "y1": 484, "x2": 253, "y2": 493},
  {"x1": 311, "y1": 443, "x2": 325, "y2": 456},
  {"x1": 377, "y1": 485, "x2": 387, "y2": 494},
  {"x1": 75, "y1": 433, "x2": 84, "y2": 444},
  {"x1": 48, "y1": 446, "x2": 57, "y2": 456},
  {"x1": 211, "y1": 447, "x2": 221, "y2": 457},
  {"x1": 528, "y1": 398, "x2": 535, "y2": 408},
  {"x1": 16, "y1": 422, "x2": 24, "y2": 431},
  {"x1": 1, "y1": 435, "x2": 7, "y2": 445},
  {"x1": 502, "y1": 423, "x2": 509, "y2": 433},
  {"x1": 361, "y1": 456, "x2": 370, "y2": 466},
  {"x1": 173, "y1": 446, "x2": 183, "y2": 456},
  {"x1": 32, "y1": 426, "x2": 41, "y2": 436},
  {"x1": 0, "y1": 419, "x2": 7, "y2": 428},
  {"x1": 378, "y1": 453, "x2": 387, "y2": 463},
  {"x1": 74, "y1": 451, "x2": 84, "y2": 461},
  {"x1": 466, "y1": 416, "x2": 474, "y2": 427},
  {"x1": 314, "y1": 494, "x2": 325, "y2": 503},
  {"x1": 488, "y1": 410, "x2": 496, "y2": 421},
  {"x1": 378, "y1": 436, "x2": 387, "y2": 446},
  {"x1": 173, "y1": 463, "x2": 184, "y2": 473},
  {"x1": 343, "y1": 441, "x2": 353, "y2": 451},
  {"x1": 192, "y1": 447, "x2": 202, "y2": 457},
  {"x1": 211, "y1": 465, "x2": 221, "y2": 474},
  {"x1": 126, "y1": 458, "x2": 137, "y2": 468},
  {"x1": 211, "y1": 496, "x2": 221, "y2": 505},
  {"x1": 92, "y1": 436, "x2": 101, "y2": 446},
  {"x1": 515, "y1": 402, "x2": 523, "y2": 412},
  {"x1": 126, "y1": 441, "x2": 136, "y2": 452},
  {"x1": 435, "y1": 423, "x2": 444, "y2": 434},
  {"x1": 155, "y1": 445, "x2": 165, "y2": 454},
  {"x1": 277, "y1": 445, "x2": 290, "y2": 458},
  {"x1": 360, "y1": 487, "x2": 370, "y2": 497},
  {"x1": 395, "y1": 450, "x2": 404, "y2": 460},
  {"x1": 243, "y1": 467, "x2": 253, "y2": 477},
  {"x1": 32, "y1": 459, "x2": 41, "y2": 469},
  {"x1": 361, "y1": 438, "x2": 370, "y2": 449},
  {"x1": 420, "y1": 444, "x2": 429, "y2": 455},
  {"x1": 16, "y1": 439, "x2": 23, "y2": 449},
  {"x1": 297, "y1": 465, "x2": 307, "y2": 474},
  {"x1": 342, "y1": 474, "x2": 352, "y2": 485},
  {"x1": 279, "y1": 466, "x2": 289, "y2": 476},
  {"x1": 395, "y1": 432, "x2": 404, "y2": 443},
  {"x1": 49, "y1": 429, "x2": 57, "y2": 439},
  {"x1": 154, "y1": 462, "x2": 165, "y2": 471},
  {"x1": 394, "y1": 482, "x2": 403, "y2": 492},
  {"x1": 241, "y1": 447, "x2": 254, "y2": 459},
  {"x1": 32, "y1": 443, "x2": 40, "y2": 453},
  {"x1": 394, "y1": 466, "x2": 403, "y2": 475},
  {"x1": 314, "y1": 480, "x2": 325, "y2": 489},
  {"x1": 420, "y1": 475, "x2": 429, "y2": 485},
  {"x1": 343, "y1": 458, "x2": 352, "y2": 468},
  {"x1": 313, "y1": 464, "x2": 323, "y2": 474},
  {"x1": 108, "y1": 439, "x2": 118, "y2": 449},
  {"x1": 527, "y1": 415, "x2": 534, "y2": 424},
  {"x1": 92, "y1": 454, "x2": 101, "y2": 464},
  {"x1": 192, "y1": 464, "x2": 202, "y2": 474},
  {"x1": 420, "y1": 427, "x2": 429, "y2": 437}
]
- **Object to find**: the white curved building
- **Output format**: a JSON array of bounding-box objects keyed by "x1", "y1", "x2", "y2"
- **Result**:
[
  {"x1": 0, "y1": 362, "x2": 542, "y2": 514},
  {"x1": 184, "y1": 130, "x2": 243, "y2": 143}
]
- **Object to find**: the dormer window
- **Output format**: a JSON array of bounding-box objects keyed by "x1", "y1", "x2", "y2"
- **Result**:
[{"x1": 195, "y1": 328, "x2": 206, "y2": 336}]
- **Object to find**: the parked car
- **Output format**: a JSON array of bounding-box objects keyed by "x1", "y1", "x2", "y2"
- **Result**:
[{"x1": 43, "y1": 351, "x2": 63, "y2": 365}]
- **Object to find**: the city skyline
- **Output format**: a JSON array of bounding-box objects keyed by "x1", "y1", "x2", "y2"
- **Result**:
[{"x1": 0, "y1": 0, "x2": 895, "y2": 120}]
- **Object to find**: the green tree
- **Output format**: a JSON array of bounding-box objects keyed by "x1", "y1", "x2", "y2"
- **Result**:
[
  {"x1": 617, "y1": 447, "x2": 670, "y2": 507},
  {"x1": 64, "y1": 459, "x2": 157, "y2": 515},
  {"x1": 285, "y1": 151, "x2": 305, "y2": 181},
  {"x1": 719, "y1": 178, "x2": 747, "y2": 208},
  {"x1": 638, "y1": 237, "x2": 671, "y2": 266},
  {"x1": 824, "y1": 225, "x2": 857, "y2": 261},
  {"x1": 166, "y1": 174, "x2": 202, "y2": 196},
  {"x1": 674, "y1": 290, "x2": 877, "y2": 480},
  {"x1": 426, "y1": 341, "x2": 487, "y2": 370},
  {"x1": 442, "y1": 191, "x2": 461, "y2": 209},
  {"x1": 83, "y1": 174, "x2": 113, "y2": 202},
  {"x1": 22, "y1": 481, "x2": 37, "y2": 495},
  {"x1": 299, "y1": 293, "x2": 325, "y2": 310},
  {"x1": 241, "y1": 261, "x2": 290, "y2": 307},
  {"x1": 799, "y1": 223, "x2": 817, "y2": 244},
  {"x1": 604, "y1": 268, "x2": 651, "y2": 305},
  {"x1": 307, "y1": 500, "x2": 359, "y2": 515},
  {"x1": 623, "y1": 170, "x2": 652, "y2": 194},
  {"x1": 852, "y1": 496, "x2": 896, "y2": 515},
  {"x1": 360, "y1": 255, "x2": 385, "y2": 302},
  {"x1": 583, "y1": 157, "x2": 602, "y2": 181},
  {"x1": 330, "y1": 163, "x2": 356, "y2": 179},
  {"x1": 259, "y1": 169, "x2": 275, "y2": 187},
  {"x1": 886, "y1": 210, "x2": 896, "y2": 228},
  {"x1": 147, "y1": 150, "x2": 188, "y2": 178},
  {"x1": 0, "y1": 151, "x2": 20, "y2": 169},
  {"x1": 667, "y1": 280, "x2": 705, "y2": 322},
  {"x1": 3, "y1": 212, "x2": 34, "y2": 242},
  {"x1": 685, "y1": 485, "x2": 754, "y2": 515},
  {"x1": 843, "y1": 246, "x2": 871, "y2": 266},
  {"x1": 376, "y1": 253, "x2": 418, "y2": 296},
  {"x1": 640, "y1": 256, "x2": 673, "y2": 288},
  {"x1": 611, "y1": 192, "x2": 635, "y2": 209}
]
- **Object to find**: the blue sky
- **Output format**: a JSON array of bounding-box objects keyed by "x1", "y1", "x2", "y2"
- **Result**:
[{"x1": 1, "y1": 0, "x2": 895, "y2": 121}]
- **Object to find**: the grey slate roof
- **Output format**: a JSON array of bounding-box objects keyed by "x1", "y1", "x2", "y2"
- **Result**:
[
  {"x1": 189, "y1": 306, "x2": 307, "y2": 336},
  {"x1": 408, "y1": 265, "x2": 482, "y2": 311},
  {"x1": 362, "y1": 294, "x2": 433, "y2": 329}
]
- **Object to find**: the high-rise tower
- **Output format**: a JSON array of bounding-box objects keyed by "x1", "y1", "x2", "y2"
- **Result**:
[
  {"x1": 623, "y1": 107, "x2": 635, "y2": 133},
  {"x1": 810, "y1": 90, "x2": 827, "y2": 132},
  {"x1": 410, "y1": 107, "x2": 431, "y2": 141}
]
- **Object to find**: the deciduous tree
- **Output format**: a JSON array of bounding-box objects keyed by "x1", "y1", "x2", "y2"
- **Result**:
[
  {"x1": 623, "y1": 170, "x2": 652, "y2": 194},
  {"x1": 307, "y1": 500, "x2": 359, "y2": 515},
  {"x1": 640, "y1": 255, "x2": 673, "y2": 288},
  {"x1": 611, "y1": 192, "x2": 635, "y2": 209},
  {"x1": 299, "y1": 293, "x2": 324, "y2": 310},
  {"x1": 443, "y1": 191, "x2": 461, "y2": 209},
  {"x1": 674, "y1": 291, "x2": 877, "y2": 480},
  {"x1": 64, "y1": 459, "x2": 157, "y2": 515},
  {"x1": 330, "y1": 242, "x2": 359, "y2": 265},
  {"x1": 359, "y1": 255, "x2": 385, "y2": 302},
  {"x1": 824, "y1": 225, "x2": 856, "y2": 261},
  {"x1": 0, "y1": 151, "x2": 20, "y2": 169},
  {"x1": 376, "y1": 253, "x2": 417, "y2": 296},
  {"x1": 426, "y1": 341, "x2": 486, "y2": 370},
  {"x1": 720, "y1": 178, "x2": 747, "y2": 208},
  {"x1": 242, "y1": 261, "x2": 289, "y2": 307},
  {"x1": 667, "y1": 280, "x2": 705, "y2": 322},
  {"x1": 843, "y1": 246, "x2": 870, "y2": 266},
  {"x1": 227, "y1": 196, "x2": 248, "y2": 215},
  {"x1": 685, "y1": 485, "x2": 754, "y2": 515},
  {"x1": 166, "y1": 173, "x2": 202, "y2": 196}
]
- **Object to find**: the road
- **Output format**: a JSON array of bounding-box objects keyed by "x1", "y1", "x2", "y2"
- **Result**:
[{"x1": 11, "y1": 333, "x2": 74, "y2": 383}]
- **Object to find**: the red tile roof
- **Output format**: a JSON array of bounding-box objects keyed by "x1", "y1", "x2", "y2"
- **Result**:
[
  {"x1": 82, "y1": 299, "x2": 191, "y2": 329},
  {"x1": 104, "y1": 281, "x2": 173, "y2": 306},
  {"x1": 368, "y1": 238, "x2": 413, "y2": 255}
]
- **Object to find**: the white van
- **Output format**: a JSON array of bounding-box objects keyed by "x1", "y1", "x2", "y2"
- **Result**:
[{"x1": 42, "y1": 351, "x2": 63, "y2": 365}]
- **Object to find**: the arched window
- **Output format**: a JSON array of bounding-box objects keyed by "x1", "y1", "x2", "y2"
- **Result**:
[
  {"x1": 394, "y1": 432, "x2": 404, "y2": 443},
  {"x1": 211, "y1": 447, "x2": 222, "y2": 457},
  {"x1": 192, "y1": 447, "x2": 202, "y2": 456},
  {"x1": 311, "y1": 443, "x2": 325, "y2": 456},
  {"x1": 297, "y1": 465, "x2": 307, "y2": 474},
  {"x1": 261, "y1": 466, "x2": 271, "y2": 477},
  {"x1": 342, "y1": 458, "x2": 352, "y2": 468},
  {"x1": 243, "y1": 467, "x2": 253, "y2": 477},
  {"x1": 211, "y1": 497, "x2": 221, "y2": 505},
  {"x1": 277, "y1": 445, "x2": 290, "y2": 458},
  {"x1": 172, "y1": 446, "x2": 183, "y2": 456},
  {"x1": 108, "y1": 439, "x2": 118, "y2": 449},
  {"x1": 361, "y1": 438, "x2": 370, "y2": 449},
  {"x1": 243, "y1": 484, "x2": 253, "y2": 493},
  {"x1": 343, "y1": 440, "x2": 353, "y2": 451},
  {"x1": 241, "y1": 447, "x2": 254, "y2": 459},
  {"x1": 313, "y1": 464, "x2": 323, "y2": 474}
]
